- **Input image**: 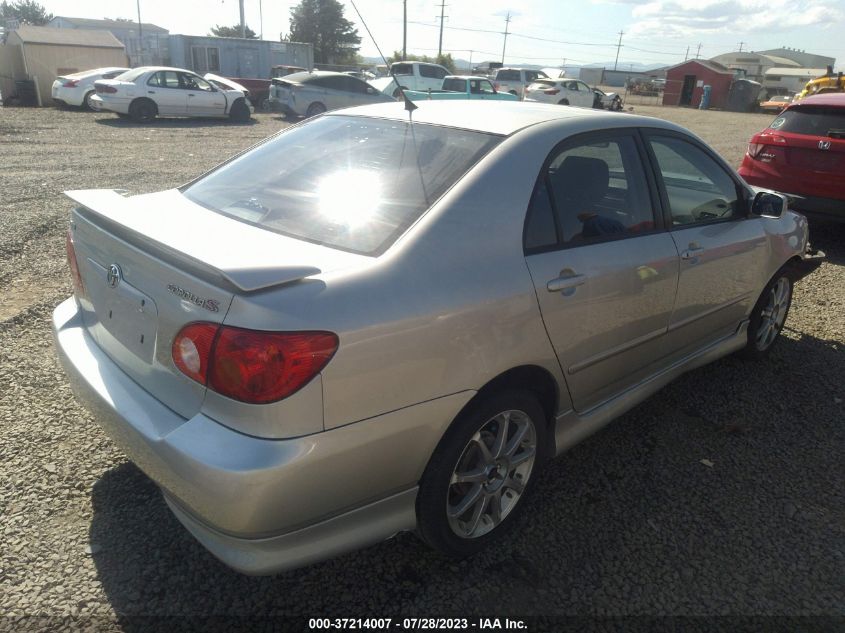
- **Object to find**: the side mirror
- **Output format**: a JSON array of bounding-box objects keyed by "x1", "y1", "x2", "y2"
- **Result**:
[{"x1": 751, "y1": 190, "x2": 787, "y2": 218}]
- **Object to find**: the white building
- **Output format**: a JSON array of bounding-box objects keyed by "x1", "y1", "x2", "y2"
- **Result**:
[{"x1": 763, "y1": 67, "x2": 829, "y2": 96}]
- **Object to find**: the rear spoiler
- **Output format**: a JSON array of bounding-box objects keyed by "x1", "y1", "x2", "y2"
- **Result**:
[{"x1": 65, "y1": 189, "x2": 322, "y2": 293}]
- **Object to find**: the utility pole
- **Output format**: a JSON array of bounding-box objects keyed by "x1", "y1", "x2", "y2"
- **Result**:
[
  {"x1": 135, "y1": 0, "x2": 143, "y2": 65},
  {"x1": 613, "y1": 30, "x2": 624, "y2": 71},
  {"x1": 259, "y1": 0, "x2": 263, "y2": 39},
  {"x1": 695, "y1": 43, "x2": 702, "y2": 59},
  {"x1": 684, "y1": 45, "x2": 689, "y2": 61},
  {"x1": 403, "y1": 0, "x2": 407, "y2": 60},
  {"x1": 501, "y1": 12, "x2": 511, "y2": 64},
  {"x1": 437, "y1": 0, "x2": 448, "y2": 58},
  {"x1": 239, "y1": 0, "x2": 246, "y2": 38},
  {"x1": 738, "y1": 41, "x2": 744, "y2": 52}
]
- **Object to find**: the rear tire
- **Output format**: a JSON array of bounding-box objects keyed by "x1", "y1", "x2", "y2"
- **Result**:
[
  {"x1": 129, "y1": 98, "x2": 157, "y2": 123},
  {"x1": 229, "y1": 99, "x2": 251, "y2": 122},
  {"x1": 741, "y1": 271, "x2": 793, "y2": 359},
  {"x1": 82, "y1": 91, "x2": 96, "y2": 111},
  {"x1": 306, "y1": 101, "x2": 326, "y2": 117},
  {"x1": 392, "y1": 87, "x2": 408, "y2": 99},
  {"x1": 416, "y1": 390, "x2": 549, "y2": 558}
]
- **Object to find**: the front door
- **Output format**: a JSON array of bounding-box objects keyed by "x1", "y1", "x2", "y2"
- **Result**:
[
  {"x1": 644, "y1": 132, "x2": 768, "y2": 359},
  {"x1": 524, "y1": 131, "x2": 679, "y2": 412},
  {"x1": 180, "y1": 73, "x2": 227, "y2": 116}
]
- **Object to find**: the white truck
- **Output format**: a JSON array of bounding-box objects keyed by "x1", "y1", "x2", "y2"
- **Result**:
[{"x1": 370, "y1": 61, "x2": 451, "y2": 98}]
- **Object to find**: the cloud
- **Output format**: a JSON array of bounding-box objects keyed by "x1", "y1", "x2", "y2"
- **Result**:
[{"x1": 600, "y1": 0, "x2": 843, "y2": 39}]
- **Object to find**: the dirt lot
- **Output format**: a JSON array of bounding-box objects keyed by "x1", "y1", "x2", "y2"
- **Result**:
[{"x1": 1, "y1": 105, "x2": 843, "y2": 629}]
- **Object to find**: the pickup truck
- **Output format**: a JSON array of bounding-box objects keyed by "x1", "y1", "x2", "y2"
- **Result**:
[{"x1": 404, "y1": 76, "x2": 519, "y2": 101}]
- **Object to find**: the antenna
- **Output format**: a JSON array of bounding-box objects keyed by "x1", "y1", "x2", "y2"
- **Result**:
[{"x1": 349, "y1": 0, "x2": 416, "y2": 113}]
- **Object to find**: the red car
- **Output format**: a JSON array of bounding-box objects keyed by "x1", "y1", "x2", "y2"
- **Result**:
[{"x1": 739, "y1": 93, "x2": 845, "y2": 221}]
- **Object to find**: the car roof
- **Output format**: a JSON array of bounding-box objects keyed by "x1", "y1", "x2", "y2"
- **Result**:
[
  {"x1": 791, "y1": 93, "x2": 845, "y2": 108},
  {"x1": 333, "y1": 100, "x2": 681, "y2": 137},
  {"x1": 284, "y1": 70, "x2": 357, "y2": 81}
]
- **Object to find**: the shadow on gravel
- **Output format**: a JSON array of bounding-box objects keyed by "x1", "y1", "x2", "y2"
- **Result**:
[
  {"x1": 808, "y1": 219, "x2": 845, "y2": 266},
  {"x1": 88, "y1": 329, "x2": 844, "y2": 622},
  {"x1": 95, "y1": 117, "x2": 258, "y2": 129}
]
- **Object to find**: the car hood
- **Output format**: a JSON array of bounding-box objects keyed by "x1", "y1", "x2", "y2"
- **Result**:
[
  {"x1": 370, "y1": 77, "x2": 397, "y2": 93},
  {"x1": 204, "y1": 73, "x2": 248, "y2": 93}
]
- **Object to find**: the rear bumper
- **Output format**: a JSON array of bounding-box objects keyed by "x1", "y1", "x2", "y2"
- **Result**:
[{"x1": 52, "y1": 297, "x2": 472, "y2": 573}]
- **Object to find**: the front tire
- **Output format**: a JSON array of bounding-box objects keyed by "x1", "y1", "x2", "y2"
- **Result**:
[
  {"x1": 229, "y1": 99, "x2": 251, "y2": 122},
  {"x1": 558, "y1": 98, "x2": 570, "y2": 106},
  {"x1": 129, "y1": 98, "x2": 157, "y2": 123},
  {"x1": 742, "y1": 271, "x2": 793, "y2": 359},
  {"x1": 416, "y1": 390, "x2": 548, "y2": 558}
]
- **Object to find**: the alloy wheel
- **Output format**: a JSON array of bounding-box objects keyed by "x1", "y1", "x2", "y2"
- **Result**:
[
  {"x1": 755, "y1": 277, "x2": 791, "y2": 351},
  {"x1": 446, "y1": 409, "x2": 537, "y2": 539}
]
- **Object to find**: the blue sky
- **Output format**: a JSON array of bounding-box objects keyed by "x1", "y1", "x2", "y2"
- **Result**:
[{"x1": 42, "y1": 0, "x2": 845, "y2": 69}]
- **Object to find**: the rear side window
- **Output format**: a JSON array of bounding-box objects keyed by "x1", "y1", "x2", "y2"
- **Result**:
[
  {"x1": 497, "y1": 69, "x2": 520, "y2": 81},
  {"x1": 419, "y1": 65, "x2": 439, "y2": 78},
  {"x1": 392, "y1": 64, "x2": 413, "y2": 76},
  {"x1": 183, "y1": 116, "x2": 502, "y2": 256},
  {"x1": 769, "y1": 107, "x2": 845, "y2": 136}
]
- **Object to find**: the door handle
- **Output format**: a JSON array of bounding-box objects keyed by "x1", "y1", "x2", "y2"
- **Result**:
[
  {"x1": 188, "y1": 94, "x2": 195, "y2": 97},
  {"x1": 547, "y1": 274, "x2": 587, "y2": 292},
  {"x1": 681, "y1": 242, "x2": 704, "y2": 260},
  {"x1": 147, "y1": 90, "x2": 155, "y2": 94}
]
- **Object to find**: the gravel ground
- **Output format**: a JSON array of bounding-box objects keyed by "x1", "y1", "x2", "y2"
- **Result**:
[{"x1": 1, "y1": 105, "x2": 843, "y2": 630}]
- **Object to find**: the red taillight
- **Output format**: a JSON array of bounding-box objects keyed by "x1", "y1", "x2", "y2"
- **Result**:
[
  {"x1": 543, "y1": 88, "x2": 560, "y2": 95},
  {"x1": 63, "y1": 79, "x2": 79, "y2": 88},
  {"x1": 96, "y1": 85, "x2": 118, "y2": 94},
  {"x1": 65, "y1": 229, "x2": 86, "y2": 298},
  {"x1": 172, "y1": 324, "x2": 338, "y2": 404},
  {"x1": 494, "y1": 82, "x2": 500, "y2": 91},
  {"x1": 747, "y1": 142, "x2": 763, "y2": 158},
  {"x1": 747, "y1": 134, "x2": 786, "y2": 162}
]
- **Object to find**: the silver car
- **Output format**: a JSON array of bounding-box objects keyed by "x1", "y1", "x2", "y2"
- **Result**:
[
  {"x1": 269, "y1": 70, "x2": 394, "y2": 117},
  {"x1": 54, "y1": 101, "x2": 822, "y2": 575}
]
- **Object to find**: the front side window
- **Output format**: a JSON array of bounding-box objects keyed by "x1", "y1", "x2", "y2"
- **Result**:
[
  {"x1": 524, "y1": 134, "x2": 655, "y2": 250},
  {"x1": 648, "y1": 135, "x2": 742, "y2": 226},
  {"x1": 183, "y1": 116, "x2": 502, "y2": 255},
  {"x1": 419, "y1": 64, "x2": 438, "y2": 78}
]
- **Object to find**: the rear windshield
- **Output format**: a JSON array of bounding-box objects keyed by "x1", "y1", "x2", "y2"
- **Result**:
[
  {"x1": 116, "y1": 68, "x2": 147, "y2": 82},
  {"x1": 769, "y1": 106, "x2": 845, "y2": 136},
  {"x1": 183, "y1": 116, "x2": 502, "y2": 255}
]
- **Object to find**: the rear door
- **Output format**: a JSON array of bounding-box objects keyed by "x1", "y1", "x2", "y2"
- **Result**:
[
  {"x1": 524, "y1": 130, "x2": 679, "y2": 412},
  {"x1": 146, "y1": 71, "x2": 186, "y2": 115},
  {"x1": 643, "y1": 131, "x2": 768, "y2": 358}
]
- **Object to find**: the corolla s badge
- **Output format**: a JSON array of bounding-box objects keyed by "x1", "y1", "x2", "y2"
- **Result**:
[
  {"x1": 819, "y1": 140, "x2": 831, "y2": 150},
  {"x1": 106, "y1": 264, "x2": 122, "y2": 288},
  {"x1": 167, "y1": 283, "x2": 220, "y2": 312}
]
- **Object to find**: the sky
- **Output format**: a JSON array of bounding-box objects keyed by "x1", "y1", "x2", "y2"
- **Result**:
[{"x1": 40, "y1": 0, "x2": 845, "y2": 69}]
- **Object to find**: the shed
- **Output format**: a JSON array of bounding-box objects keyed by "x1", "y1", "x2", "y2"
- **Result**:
[
  {"x1": 48, "y1": 16, "x2": 169, "y2": 66},
  {"x1": 168, "y1": 35, "x2": 313, "y2": 79},
  {"x1": 0, "y1": 25, "x2": 127, "y2": 106},
  {"x1": 663, "y1": 60, "x2": 734, "y2": 109}
]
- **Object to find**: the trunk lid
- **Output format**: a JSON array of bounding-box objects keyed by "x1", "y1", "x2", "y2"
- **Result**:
[{"x1": 66, "y1": 188, "x2": 366, "y2": 419}]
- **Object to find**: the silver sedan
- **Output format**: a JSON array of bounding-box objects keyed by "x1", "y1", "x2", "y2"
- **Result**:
[{"x1": 53, "y1": 101, "x2": 822, "y2": 574}]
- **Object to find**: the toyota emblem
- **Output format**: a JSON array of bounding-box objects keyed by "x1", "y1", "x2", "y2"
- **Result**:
[
  {"x1": 819, "y1": 140, "x2": 831, "y2": 150},
  {"x1": 107, "y1": 264, "x2": 122, "y2": 288}
]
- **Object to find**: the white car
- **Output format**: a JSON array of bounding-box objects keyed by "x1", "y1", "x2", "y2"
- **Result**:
[
  {"x1": 51, "y1": 67, "x2": 130, "y2": 110},
  {"x1": 593, "y1": 87, "x2": 624, "y2": 111},
  {"x1": 370, "y1": 62, "x2": 451, "y2": 98},
  {"x1": 91, "y1": 66, "x2": 253, "y2": 123},
  {"x1": 492, "y1": 68, "x2": 550, "y2": 98},
  {"x1": 523, "y1": 79, "x2": 595, "y2": 107}
]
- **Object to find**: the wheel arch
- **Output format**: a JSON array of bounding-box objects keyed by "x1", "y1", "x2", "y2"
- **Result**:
[{"x1": 129, "y1": 96, "x2": 158, "y2": 113}]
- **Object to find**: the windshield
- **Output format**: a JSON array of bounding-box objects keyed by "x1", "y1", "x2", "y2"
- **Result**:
[
  {"x1": 183, "y1": 116, "x2": 502, "y2": 255},
  {"x1": 769, "y1": 107, "x2": 845, "y2": 136}
]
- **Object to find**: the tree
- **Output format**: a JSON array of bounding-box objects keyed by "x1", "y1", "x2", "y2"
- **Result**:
[
  {"x1": 0, "y1": 0, "x2": 52, "y2": 25},
  {"x1": 387, "y1": 50, "x2": 456, "y2": 74},
  {"x1": 209, "y1": 24, "x2": 258, "y2": 39},
  {"x1": 289, "y1": 0, "x2": 361, "y2": 65}
]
